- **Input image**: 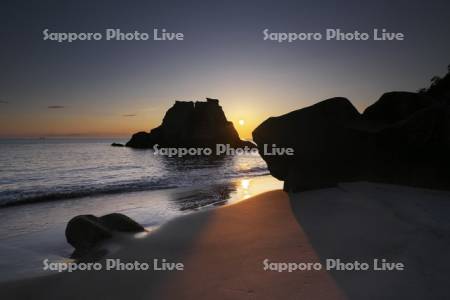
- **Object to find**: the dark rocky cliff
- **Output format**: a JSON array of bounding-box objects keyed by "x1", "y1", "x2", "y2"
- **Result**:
[{"x1": 126, "y1": 98, "x2": 254, "y2": 149}]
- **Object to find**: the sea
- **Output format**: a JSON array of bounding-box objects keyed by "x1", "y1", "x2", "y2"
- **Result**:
[{"x1": 0, "y1": 138, "x2": 281, "y2": 282}]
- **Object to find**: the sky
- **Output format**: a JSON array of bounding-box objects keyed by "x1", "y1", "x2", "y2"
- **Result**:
[{"x1": 1, "y1": 0, "x2": 450, "y2": 139}]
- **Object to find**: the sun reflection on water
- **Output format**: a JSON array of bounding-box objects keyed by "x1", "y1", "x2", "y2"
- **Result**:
[
  {"x1": 241, "y1": 179, "x2": 251, "y2": 199},
  {"x1": 241, "y1": 179, "x2": 250, "y2": 189},
  {"x1": 227, "y1": 176, "x2": 283, "y2": 205}
]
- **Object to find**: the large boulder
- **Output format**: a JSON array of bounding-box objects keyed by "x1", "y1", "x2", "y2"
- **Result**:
[
  {"x1": 369, "y1": 105, "x2": 450, "y2": 189},
  {"x1": 253, "y1": 93, "x2": 450, "y2": 192},
  {"x1": 253, "y1": 97, "x2": 367, "y2": 191},
  {"x1": 65, "y1": 213, "x2": 145, "y2": 258},
  {"x1": 362, "y1": 92, "x2": 437, "y2": 125},
  {"x1": 126, "y1": 98, "x2": 253, "y2": 149},
  {"x1": 99, "y1": 213, "x2": 146, "y2": 232}
]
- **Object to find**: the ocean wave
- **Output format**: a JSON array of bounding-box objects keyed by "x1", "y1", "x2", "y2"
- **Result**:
[
  {"x1": 230, "y1": 166, "x2": 269, "y2": 177},
  {"x1": 0, "y1": 180, "x2": 177, "y2": 208},
  {"x1": 0, "y1": 166, "x2": 269, "y2": 208}
]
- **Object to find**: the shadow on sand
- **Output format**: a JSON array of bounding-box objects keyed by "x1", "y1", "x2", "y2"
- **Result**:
[{"x1": 288, "y1": 182, "x2": 450, "y2": 300}]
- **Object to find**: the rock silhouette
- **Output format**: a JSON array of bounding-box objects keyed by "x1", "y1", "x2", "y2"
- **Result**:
[
  {"x1": 65, "y1": 213, "x2": 145, "y2": 258},
  {"x1": 126, "y1": 98, "x2": 254, "y2": 149},
  {"x1": 253, "y1": 68, "x2": 450, "y2": 192},
  {"x1": 362, "y1": 92, "x2": 438, "y2": 125}
]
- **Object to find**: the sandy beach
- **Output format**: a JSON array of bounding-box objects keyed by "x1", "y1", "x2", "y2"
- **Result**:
[
  {"x1": 2, "y1": 1, "x2": 450, "y2": 299},
  {"x1": 1, "y1": 182, "x2": 449, "y2": 300}
]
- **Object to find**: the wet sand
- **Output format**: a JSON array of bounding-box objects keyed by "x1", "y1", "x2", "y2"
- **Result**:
[
  {"x1": 2, "y1": 182, "x2": 450, "y2": 300},
  {"x1": 0, "y1": 190, "x2": 344, "y2": 300}
]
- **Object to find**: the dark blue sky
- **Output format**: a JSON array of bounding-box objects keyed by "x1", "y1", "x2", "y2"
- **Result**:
[{"x1": 1, "y1": 0, "x2": 449, "y2": 137}]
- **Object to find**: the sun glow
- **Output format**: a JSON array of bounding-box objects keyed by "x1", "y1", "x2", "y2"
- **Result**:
[
  {"x1": 240, "y1": 179, "x2": 251, "y2": 199},
  {"x1": 238, "y1": 119, "x2": 245, "y2": 126},
  {"x1": 241, "y1": 179, "x2": 250, "y2": 189}
]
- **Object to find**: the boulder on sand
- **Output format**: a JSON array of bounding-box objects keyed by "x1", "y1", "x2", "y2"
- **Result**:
[
  {"x1": 99, "y1": 213, "x2": 146, "y2": 232},
  {"x1": 362, "y1": 92, "x2": 438, "y2": 125},
  {"x1": 253, "y1": 90, "x2": 450, "y2": 192},
  {"x1": 65, "y1": 213, "x2": 145, "y2": 258},
  {"x1": 253, "y1": 97, "x2": 366, "y2": 191},
  {"x1": 370, "y1": 104, "x2": 450, "y2": 189}
]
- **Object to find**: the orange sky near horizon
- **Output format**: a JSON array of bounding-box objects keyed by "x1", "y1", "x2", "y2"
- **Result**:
[
  {"x1": 0, "y1": 96, "x2": 289, "y2": 140},
  {"x1": 0, "y1": 90, "x2": 404, "y2": 140}
]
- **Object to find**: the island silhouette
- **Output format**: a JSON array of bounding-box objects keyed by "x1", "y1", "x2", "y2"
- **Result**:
[{"x1": 126, "y1": 98, "x2": 254, "y2": 149}]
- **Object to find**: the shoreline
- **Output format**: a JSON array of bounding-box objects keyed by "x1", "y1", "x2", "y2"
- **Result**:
[
  {"x1": 0, "y1": 175, "x2": 282, "y2": 283},
  {"x1": 1, "y1": 189, "x2": 346, "y2": 299},
  {"x1": 2, "y1": 181, "x2": 450, "y2": 299},
  {"x1": 0, "y1": 171, "x2": 269, "y2": 209}
]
